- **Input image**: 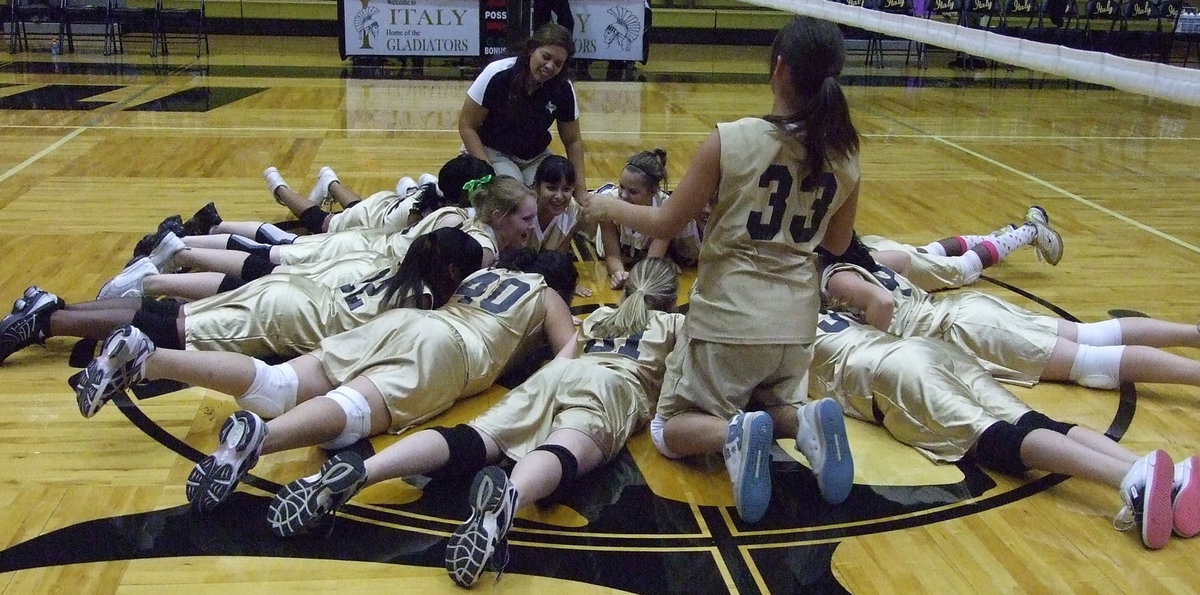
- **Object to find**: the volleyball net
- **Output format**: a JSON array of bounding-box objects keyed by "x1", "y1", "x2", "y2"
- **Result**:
[{"x1": 738, "y1": 0, "x2": 1200, "y2": 106}]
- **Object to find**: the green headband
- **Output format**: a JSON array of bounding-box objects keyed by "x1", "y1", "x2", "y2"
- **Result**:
[{"x1": 462, "y1": 174, "x2": 494, "y2": 196}]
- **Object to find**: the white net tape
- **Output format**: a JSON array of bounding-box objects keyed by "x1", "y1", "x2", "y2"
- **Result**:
[{"x1": 742, "y1": 0, "x2": 1200, "y2": 106}]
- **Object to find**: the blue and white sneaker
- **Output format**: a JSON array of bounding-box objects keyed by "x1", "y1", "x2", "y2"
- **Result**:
[
  {"x1": 445, "y1": 465, "x2": 518, "y2": 588},
  {"x1": 187, "y1": 410, "x2": 267, "y2": 513},
  {"x1": 723, "y1": 410, "x2": 774, "y2": 523},
  {"x1": 75, "y1": 325, "x2": 155, "y2": 418},
  {"x1": 795, "y1": 399, "x2": 855, "y2": 505}
]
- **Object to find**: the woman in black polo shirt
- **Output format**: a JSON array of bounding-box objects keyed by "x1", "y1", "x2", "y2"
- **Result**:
[{"x1": 458, "y1": 23, "x2": 588, "y2": 205}]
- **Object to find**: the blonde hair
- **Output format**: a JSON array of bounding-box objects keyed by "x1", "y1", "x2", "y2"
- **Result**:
[
  {"x1": 591, "y1": 257, "x2": 679, "y2": 337},
  {"x1": 469, "y1": 175, "x2": 535, "y2": 224}
]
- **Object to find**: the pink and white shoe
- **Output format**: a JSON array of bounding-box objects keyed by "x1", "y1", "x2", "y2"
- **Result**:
[
  {"x1": 1173, "y1": 455, "x2": 1200, "y2": 538},
  {"x1": 1115, "y1": 449, "x2": 1174, "y2": 549}
]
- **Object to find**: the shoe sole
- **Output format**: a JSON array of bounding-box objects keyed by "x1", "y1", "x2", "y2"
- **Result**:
[
  {"x1": 1142, "y1": 449, "x2": 1174, "y2": 549},
  {"x1": 445, "y1": 466, "x2": 509, "y2": 588},
  {"x1": 1174, "y1": 458, "x2": 1200, "y2": 538},
  {"x1": 731, "y1": 412, "x2": 774, "y2": 523},
  {"x1": 0, "y1": 290, "x2": 60, "y2": 364},
  {"x1": 1031, "y1": 221, "x2": 1064, "y2": 266},
  {"x1": 812, "y1": 399, "x2": 855, "y2": 505},
  {"x1": 268, "y1": 455, "x2": 365, "y2": 538},
  {"x1": 186, "y1": 411, "x2": 265, "y2": 513}
]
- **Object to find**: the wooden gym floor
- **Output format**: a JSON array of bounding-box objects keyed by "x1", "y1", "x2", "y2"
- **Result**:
[{"x1": 2, "y1": 34, "x2": 1200, "y2": 593}]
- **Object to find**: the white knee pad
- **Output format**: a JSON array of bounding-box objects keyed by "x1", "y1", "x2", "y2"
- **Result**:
[
  {"x1": 320, "y1": 386, "x2": 372, "y2": 450},
  {"x1": 649, "y1": 415, "x2": 685, "y2": 460},
  {"x1": 1068, "y1": 344, "x2": 1125, "y2": 390},
  {"x1": 957, "y1": 252, "x2": 983, "y2": 285},
  {"x1": 1074, "y1": 319, "x2": 1123, "y2": 347},
  {"x1": 236, "y1": 359, "x2": 298, "y2": 418}
]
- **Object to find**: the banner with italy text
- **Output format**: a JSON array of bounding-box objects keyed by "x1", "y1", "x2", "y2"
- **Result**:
[{"x1": 343, "y1": 0, "x2": 480, "y2": 57}]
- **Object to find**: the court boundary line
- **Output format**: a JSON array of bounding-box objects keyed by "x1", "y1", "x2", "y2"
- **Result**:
[{"x1": 933, "y1": 135, "x2": 1200, "y2": 255}]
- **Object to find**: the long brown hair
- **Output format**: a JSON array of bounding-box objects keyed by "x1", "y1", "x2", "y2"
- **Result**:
[{"x1": 764, "y1": 17, "x2": 860, "y2": 192}]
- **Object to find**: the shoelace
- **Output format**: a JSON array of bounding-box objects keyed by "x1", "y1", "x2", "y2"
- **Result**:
[
  {"x1": 1113, "y1": 506, "x2": 1136, "y2": 532},
  {"x1": 491, "y1": 538, "x2": 510, "y2": 585}
]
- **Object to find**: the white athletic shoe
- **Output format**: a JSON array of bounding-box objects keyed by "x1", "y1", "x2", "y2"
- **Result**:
[
  {"x1": 97, "y1": 257, "x2": 158, "y2": 300},
  {"x1": 1025, "y1": 206, "x2": 1064, "y2": 266},
  {"x1": 418, "y1": 172, "x2": 438, "y2": 194},
  {"x1": 445, "y1": 466, "x2": 518, "y2": 588},
  {"x1": 723, "y1": 410, "x2": 774, "y2": 523},
  {"x1": 1114, "y1": 449, "x2": 1174, "y2": 549},
  {"x1": 395, "y1": 176, "x2": 417, "y2": 197},
  {"x1": 187, "y1": 410, "x2": 267, "y2": 513},
  {"x1": 308, "y1": 166, "x2": 340, "y2": 206},
  {"x1": 148, "y1": 231, "x2": 187, "y2": 273},
  {"x1": 795, "y1": 398, "x2": 855, "y2": 505},
  {"x1": 263, "y1": 166, "x2": 289, "y2": 204},
  {"x1": 75, "y1": 325, "x2": 155, "y2": 418}
]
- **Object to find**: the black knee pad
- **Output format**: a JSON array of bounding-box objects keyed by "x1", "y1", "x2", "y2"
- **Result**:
[
  {"x1": 217, "y1": 274, "x2": 246, "y2": 294},
  {"x1": 533, "y1": 443, "x2": 578, "y2": 503},
  {"x1": 239, "y1": 255, "x2": 278, "y2": 281},
  {"x1": 428, "y1": 424, "x2": 487, "y2": 479},
  {"x1": 226, "y1": 236, "x2": 271, "y2": 260},
  {"x1": 130, "y1": 308, "x2": 183, "y2": 350},
  {"x1": 139, "y1": 297, "x2": 182, "y2": 318},
  {"x1": 298, "y1": 206, "x2": 328, "y2": 234},
  {"x1": 972, "y1": 421, "x2": 1033, "y2": 476},
  {"x1": 1016, "y1": 411, "x2": 1075, "y2": 436}
]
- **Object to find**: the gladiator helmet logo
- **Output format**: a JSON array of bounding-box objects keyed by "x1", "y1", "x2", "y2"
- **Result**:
[
  {"x1": 602, "y1": 6, "x2": 642, "y2": 52},
  {"x1": 354, "y1": 2, "x2": 381, "y2": 50}
]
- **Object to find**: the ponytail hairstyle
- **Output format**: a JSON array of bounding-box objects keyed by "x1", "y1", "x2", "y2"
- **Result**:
[
  {"x1": 438, "y1": 154, "x2": 495, "y2": 207},
  {"x1": 534, "y1": 154, "x2": 577, "y2": 188},
  {"x1": 497, "y1": 248, "x2": 578, "y2": 305},
  {"x1": 765, "y1": 17, "x2": 860, "y2": 192},
  {"x1": 511, "y1": 22, "x2": 574, "y2": 97},
  {"x1": 590, "y1": 257, "x2": 678, "y2": 337},
  {"x1": 406, "y1": 182, "x2": 453, "y2": 223},
  {"x1": 469, "y1": 175, "x2": 536, "y2": 225},
  {"x1": 624, "y1": 148, "x2": 668, "y2": 194},
  {"x1": 382, "y1": 227, "x2": 483, "y2": 309}
]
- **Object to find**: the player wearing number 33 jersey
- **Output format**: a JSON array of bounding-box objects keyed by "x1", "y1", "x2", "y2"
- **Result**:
[{"x1": 689, "y1": 117, "x2": 860, "y2": 344}]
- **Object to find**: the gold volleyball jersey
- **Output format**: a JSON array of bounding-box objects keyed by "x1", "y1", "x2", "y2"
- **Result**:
[
  {"x1": 471, "y1": 308, "x2": 684, "y2": 461},
  {"x1": 527, "y1": 198, "x2": 583, "y2": 252},
  {"x1": 455, "y1": 217, "x2": 500, "y2": 261},
  {"x1": 285, "y1": 251, "x2": 389, "y2": 288},
  {"x1": 382, "y1": 206, "x2": 472, "y2": 260},
  {"x1": 183, "y1": 266, "x2": 429, "y2": 357},
  {"x1": 811, "y1": 309, "x2": 1030, "y2": 463},
  {"x1": 277, "y1": 228, "x2": 388, "y2": 265},
  {"x1": 859, "y1": 234, "x2": 972, "y2": 291},
  {"x1": 690, "y1": 117, "x2": 860, "y2": 344},
  {"x1": 279, "y1": 206, "x2": 469, "y2": 266},
  {"x1": 437, "y1": 268, "x2": 550, "y2": 395},
  {"x1": 326, "y1": 190, "x2": 417, "y2": 235},
  {"x1": 313, "y1": 267, "x2": 551, "y2": 433},
  {"x1": 577, "y1": 308, "x2": 685, "y2": 408},
  {"x1": 822, "y1": 262, "x2": 1057, "y2": 384}
]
